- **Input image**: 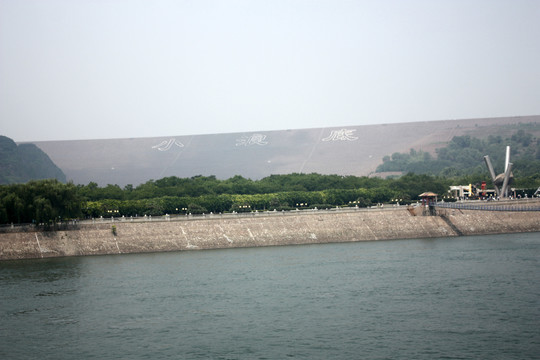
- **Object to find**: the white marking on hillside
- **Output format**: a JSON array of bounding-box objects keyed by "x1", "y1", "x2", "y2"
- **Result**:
[
  {"x1": 299, "y1": 127, "x2": 326, "y2": 173},
  {"x1": 236, "y1": 134, "x2": 268, "y2": 146},
  {"x1": 322, "y1": 129, "x2": 358, "y2": 141},
  {"x1": 152, "y1": 139, "x2": 184, "y2": 151}
]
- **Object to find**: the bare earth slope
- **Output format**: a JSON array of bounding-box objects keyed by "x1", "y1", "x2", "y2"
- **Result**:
[{"x1": 29, "y1": 115, "x2": 540, "y2": 186}]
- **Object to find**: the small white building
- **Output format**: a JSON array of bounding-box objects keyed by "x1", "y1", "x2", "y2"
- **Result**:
[{"x1": 449, "y1": 185, "x2": 473, "y2": 198}]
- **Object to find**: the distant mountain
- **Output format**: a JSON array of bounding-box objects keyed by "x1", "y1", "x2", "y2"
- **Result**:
[
  {"x1": 30, "y1": 115, "x2": 540, "y2": 186},
  {"x1": 0, "y1": 136, "x2": 66, "y2": 184}
]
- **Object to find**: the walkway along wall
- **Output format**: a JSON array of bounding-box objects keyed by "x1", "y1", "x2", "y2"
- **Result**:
[{"x1": 1, "y1": 207, "x2": 540, "y2": 260}]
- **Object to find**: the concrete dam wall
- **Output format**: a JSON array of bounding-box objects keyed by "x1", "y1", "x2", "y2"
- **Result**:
[
  {"x1": 29, "y1": 115, "x2": 540, "y2": 186},
  {"x1": 1, "y1": 207, "x2": 540, "y2": 261}
]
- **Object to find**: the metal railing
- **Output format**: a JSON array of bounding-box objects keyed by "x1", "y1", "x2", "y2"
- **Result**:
[
  {"x1": 434, "y1": 201, "x2": 540, "y2": 212},
  {"x1": 0, "y1": 204, "x2": 409, "y2": 231},
  {"x1": 80, "y1": 205, "x2": 403, "y2": 224}
]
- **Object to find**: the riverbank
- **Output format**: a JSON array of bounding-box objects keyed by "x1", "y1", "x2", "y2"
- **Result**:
[{"x1": 2, "y1": 203, "x2": 540, "y2": 260}]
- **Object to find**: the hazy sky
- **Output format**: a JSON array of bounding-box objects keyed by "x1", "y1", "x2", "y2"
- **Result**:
[{"x1": 1, "y1": 0, "x2": 539, "y2": 142}]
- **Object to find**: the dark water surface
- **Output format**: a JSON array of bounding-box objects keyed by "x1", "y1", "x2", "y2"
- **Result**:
[{"x1": 1, "y1": 233, "x2": 539, "y2": 359}]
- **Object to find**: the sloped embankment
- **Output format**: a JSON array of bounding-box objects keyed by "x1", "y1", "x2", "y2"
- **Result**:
[{"x1": 1, "y1": 207, "x2": 539, "y2": 260}]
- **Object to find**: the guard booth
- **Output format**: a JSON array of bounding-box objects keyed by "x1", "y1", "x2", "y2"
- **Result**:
[{"x1": 419, "y1": 192, "x2": 438, "y2": 215}]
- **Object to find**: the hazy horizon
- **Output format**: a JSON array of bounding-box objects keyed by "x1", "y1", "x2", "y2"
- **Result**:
[
  {"x1": 2, "y1": 0, "x2": 539, "y2": 142},
  {"x1": 17, "y1": 114, "x2": 538, "y2": 144}
]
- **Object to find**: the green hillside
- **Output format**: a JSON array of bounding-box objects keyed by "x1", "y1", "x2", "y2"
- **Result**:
[
  {"x1": 376, "y1": 124, "x2": 540, "y2": 182},
  {"x1": 0, "y1": 136, "x2": 66, "y2": 184}
]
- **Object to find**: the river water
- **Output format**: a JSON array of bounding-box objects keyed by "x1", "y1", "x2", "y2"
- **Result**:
[{"x1": 1, "y1": 233, "x2": 539, "y2": 359}]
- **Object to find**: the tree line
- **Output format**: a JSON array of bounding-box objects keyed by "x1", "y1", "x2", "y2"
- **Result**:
[
  {"x1": 1, "y1": 173, "x2": 454, "y2": 225},
  {"x1": 2, "y1": 172, "x2": 539, "y2": 226},
  {"x1": 0, "y1": 179, "x2": 81, "y2": 226}
]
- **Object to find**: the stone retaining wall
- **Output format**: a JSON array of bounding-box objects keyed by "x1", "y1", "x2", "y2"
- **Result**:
[{"x1": 1, "y1": 208, "x2": 539, "y2": 260}]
